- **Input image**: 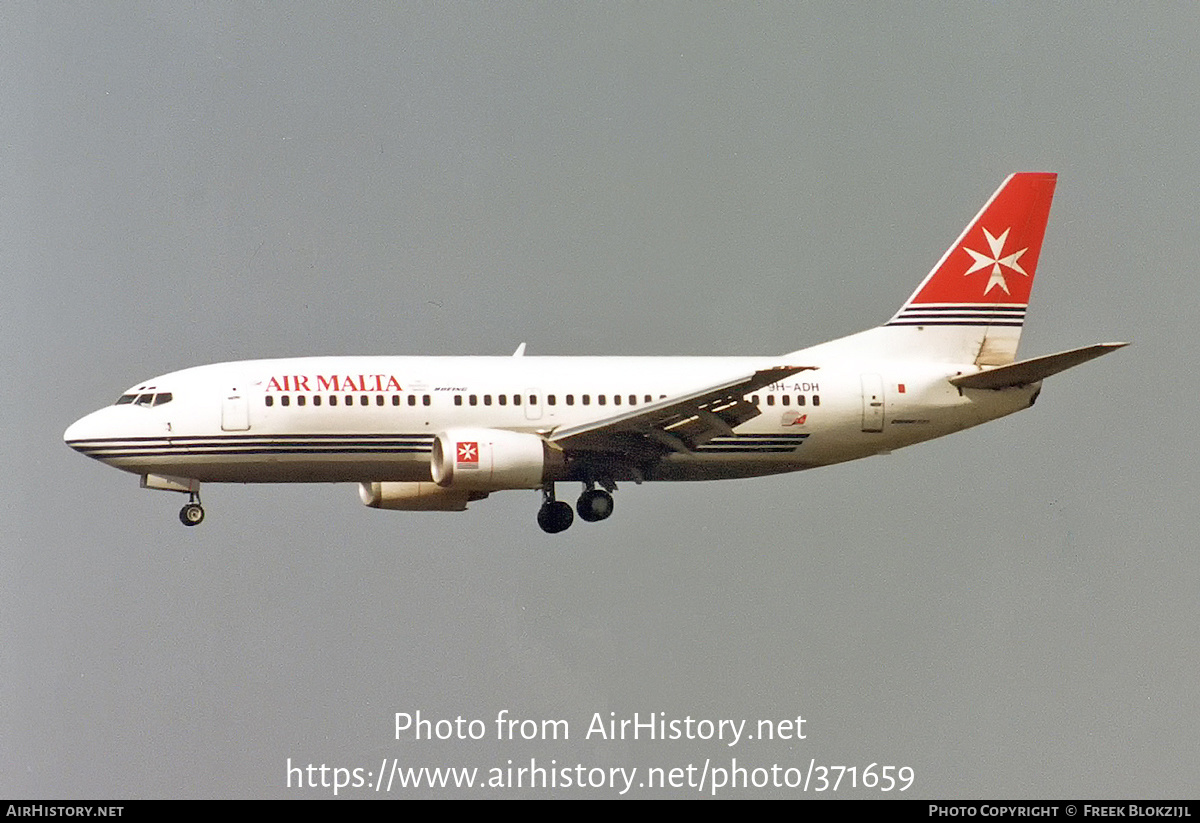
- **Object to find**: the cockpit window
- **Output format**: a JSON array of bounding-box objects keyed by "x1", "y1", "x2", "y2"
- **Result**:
[{"x1": 116, "y1": 392, "x2": 173, "y2": 407}]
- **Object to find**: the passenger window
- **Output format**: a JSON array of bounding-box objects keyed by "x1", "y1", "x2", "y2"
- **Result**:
[
  {"x1": 629, "y1": 395, "x2": 636, "y2": 405},
  {"x1": 265, "y1": 396, "x2": 274, "y2": 407},
  {"x1": 469, "y1": 395, "x2": 478, "y2": 406},
  {"x1": 281, "y1": 396, "x2": 290, "y2": 407},
  {"x1": 314, "y1": 395, "x2": 322, "y2": 407},
  {"x1": 499, "y1": 395, "x2": 507, "y2": 406},
  {"x1": 360, "y1": 395, "x2": 369, "y2": 406},
  {"x1": 345, "y1": 395, "x2": 353, "y2": 406},
  {"x1": 613, "y1": 395, "x2": 621, "y2": 406},
  {"x1": 513, "y1": 394, "x2": 522, "y2": 406},
  {"x1": 582, "y1": 394, "x2": 590, "y2": 405},
  {"x1": 644, "y1": 395, "x2": 652, "y2": 403},
  {"x1": 297, "y1": 395, "x2": 306, "y2": 407},
  {"x1": 330, "y1": 396, "x2": 338, "y2": 406},
  {"x1": 484, "y1": 394, "x2": 492, "y2": 406},
  {"x1": 565, "y1": 394, "x2": 574, "y2": 405},
  {"x1": 767, "y1": 396, "x2": 775, "y2": 406},
  {"x1": 547, "y1": 394, "x2": 556, "y2": 406},
  {"x1": 797, "y1": 395, "x2": 806, "y2": 406},
  {"x1": 376, "y1": 395, "x2": 384, "y2": 406},
  {"x1": 782, "y1": 395, "x2": 790, "y2": 406},
  {"x1": 423, "y1": 395, "x2": 431, "y2": 406},
  {"x1": 813, "y1": 395, "x2": 820, "y2": 406},
  {"x1": 407, "y1": 395, "x2": 416, "y2": 406},
  {"x1": 751, "y1": 395, "x2": 759, "y2": 405},
  {"x1": 528, "y1": 395, "x2": 537, "y2": 405}
]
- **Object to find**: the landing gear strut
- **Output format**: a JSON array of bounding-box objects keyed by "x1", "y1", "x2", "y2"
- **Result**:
[
  {"x1": 536, "y1": 485, "x2": 574, "y2": 534},
  {"x1": 179, "y1": 491, "x2": 205, "y2": 527}
]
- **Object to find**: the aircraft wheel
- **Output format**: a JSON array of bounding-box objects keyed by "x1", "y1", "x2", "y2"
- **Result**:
[
  {"x1": 537, "y1": 500, "x2": 574, "y2": 534},
  {"x1": 576, "y1": 489, "x2": 614, "y2": 522},
  {"x1": 179, "y1": 503, "x2": 205, "y2": 527}
]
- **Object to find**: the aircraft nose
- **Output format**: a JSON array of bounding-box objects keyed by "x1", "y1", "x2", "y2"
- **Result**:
[{"x1": 64, "y1": 408, "x2": 109, "y2": 453}]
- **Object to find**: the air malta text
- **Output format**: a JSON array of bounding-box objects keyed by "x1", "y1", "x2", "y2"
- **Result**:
[{"x1": 265, "y1": 374, "x2": 403, "y2": 392}]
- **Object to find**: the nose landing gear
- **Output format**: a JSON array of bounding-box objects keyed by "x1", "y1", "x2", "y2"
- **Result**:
[{"x1": 179, "y1": 491, "x2": 205, "y2": 527}]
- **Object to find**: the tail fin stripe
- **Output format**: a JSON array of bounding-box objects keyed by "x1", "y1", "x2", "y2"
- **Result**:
[
  {"x1": 887, "y1": 320, "x2": 1025, "y2": 327},
  {"x1": 888, "y1": 304, "x2": 1027, "y2": 326},
  {"x1": 892, "y1": 307, "x2": 1028, "y2": 317},
  {"x1": 898, "y1": 303, "x2": 1028, "y2": 312},
  {"x1": 891, "y1": 314, "x2": 1026, "y2": 321},
  {"x1": 888, "y1": 321, "x2": 1027, "y2": 326}
]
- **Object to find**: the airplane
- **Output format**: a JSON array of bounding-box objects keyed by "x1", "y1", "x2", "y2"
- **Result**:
[{"x1": 64, "y1": 173, "x2": 1127, "y2": 534}]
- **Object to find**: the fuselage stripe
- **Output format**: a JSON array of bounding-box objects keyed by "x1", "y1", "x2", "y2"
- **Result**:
[
  {"x1": 66, "y1": 433, "x2": 436, "y2": 460},
  {"x1": 73, "y1": 447, "x2": 433, "y2": 457}
]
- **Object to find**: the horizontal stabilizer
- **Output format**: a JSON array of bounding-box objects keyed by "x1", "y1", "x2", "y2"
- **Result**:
[{"x1": 949, "y1": 343, "x2": 1128, "y2": 390}]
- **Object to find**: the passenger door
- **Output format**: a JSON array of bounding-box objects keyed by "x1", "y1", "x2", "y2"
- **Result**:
[{"x1": 221, "y1": 389, "x2": 250, "y2": 431}]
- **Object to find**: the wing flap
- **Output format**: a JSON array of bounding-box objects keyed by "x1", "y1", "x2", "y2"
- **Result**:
[
  {"x1": 949, "y1": 342, "x2": 1129, "y2": 390},
  {"x1": 550, "y1": 365, "x2": 814, "y2": 453}
]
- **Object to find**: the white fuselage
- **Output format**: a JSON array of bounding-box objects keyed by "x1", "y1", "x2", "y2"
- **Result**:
[
  {"x1": 61, "y1": 174, "x2": 1122, "y2": 532},
  {"x1": 63, "y1": 352, "x2": 1037, "y2": 485}
]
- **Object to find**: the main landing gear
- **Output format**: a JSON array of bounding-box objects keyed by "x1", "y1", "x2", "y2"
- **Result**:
[
  {"x1": 537, "y1": 482, "x2": 615, "y2": 533},
  {"x1": 537, "y1": 488, "x2": 574, "y2": 534},
  {"x1": 576, "y1": 487, "x2": 615, "y2": 522},
  {"x1": 179, "y1": 491, "x2": 205, "y2": 527}
]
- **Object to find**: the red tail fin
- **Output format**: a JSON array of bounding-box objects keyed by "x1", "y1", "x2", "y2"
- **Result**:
[
  {"x1": 795, "y1": 174, "x2": 1059, "y2": 366},
  {"x1": 896, "y1": 172, "x2": 1057, "y2": 312}
]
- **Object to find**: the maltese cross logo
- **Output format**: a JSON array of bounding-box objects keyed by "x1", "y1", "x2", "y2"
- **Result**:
[
  {"x1": 963, "y1": 227, "x2": 1028, "y2": 295},
  {"x1": 456, "y1": 441, "x2": 479, "y2": 467}
]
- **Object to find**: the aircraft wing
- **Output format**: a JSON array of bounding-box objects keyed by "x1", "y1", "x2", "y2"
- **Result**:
[
  {"x1": 949, "y1": 343, "x2": 1129, "y2": 390},
  {"x1": 548, "y1": 365, "x2": 815, "y2": 454}
]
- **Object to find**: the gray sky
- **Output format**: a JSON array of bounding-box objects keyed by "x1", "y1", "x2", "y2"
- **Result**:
[{"x1": 4, "y1": 3, "x2": 1196, "y2": 798}]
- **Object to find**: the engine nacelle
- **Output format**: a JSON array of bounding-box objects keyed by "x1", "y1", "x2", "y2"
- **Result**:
[
  {"x1": 431, "y1": 428, "x2": 557, "y2": 491},
  {"x1": 358, "y1": 481, "x2": 486, "y2": 512}
]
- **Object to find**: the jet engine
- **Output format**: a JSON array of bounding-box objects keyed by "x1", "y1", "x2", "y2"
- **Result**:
[
  {"x1": 358, "y1": 481, "x2": 486, "y2": 512},
  {"x1": 431, "y1": 428, "x2": 561, "y2": 491}
]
